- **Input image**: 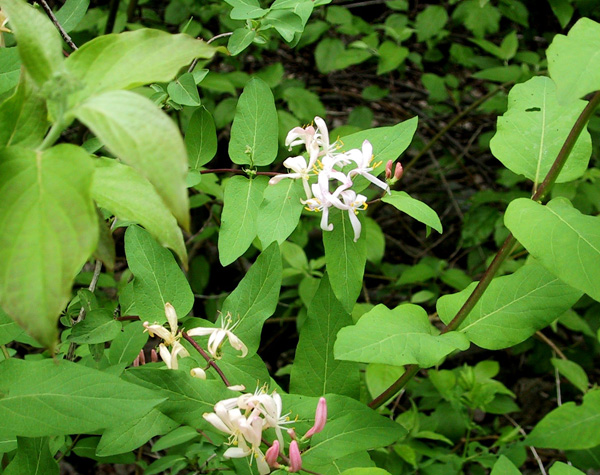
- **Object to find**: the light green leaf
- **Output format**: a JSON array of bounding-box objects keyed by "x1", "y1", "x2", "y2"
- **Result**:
[
  {"x1": 0, "y1": 48, "x2": 21, "y2": 95},
  {"x1": 551, "y1": 358, "x2": 589, "y2": 394},
  {"x1": 323, "y1": 209, "x2": 367, "y2": 312},
  {"x1": 548, "y1": 18, "x2": 600, "y2": 104},
  {"x1": 4, "y1": 437, "x2": 58, "y2": 475},
  {"x1": 340, "y1": 469, "x2": 392, "y2": 475},
  {"x1": 185, "y1": 106, "x2": 217, "y2": 169},
  {"x1": 229, "y1": 77, "x2": 278, "y2": 166},
  {"x1": 282, "y1": 86, "x2": 326, "y2": 122},
  {"x1": 377, "y1": 41, "x2": 409, "y2": 75},
  {"x1": 221, "y1": 243, "x2": 282, "y2": 356},
  {"x1": 224, "y1": 0, "x2": 267, "y2": 20},
  {"x1": 490, "y1": 455, "x2": 521, "y2": 475},
  {"x1": 74, "y1": 90, "x2": 190, "y2": 230},
  {"x1": 415, "y1": 5, "x2": 448, "y2": 41},
  {"x1": 334, "y1": 304, "x2": 469, "y2": 367},
  {"x1": 92, "y1": 158, "x2": 187, "y2": 263},
  {"x1": 549, "y1": 462, "x2": 586, "y2": 475},
  {"x1": 97, "y1": 409, "x2": 178, "y2": 456},
  {"x1": 262, "y1": 10, "x2": 304, "y2": 42},
  {"x1": 152, "y1": 426, "x2": 199, "y2": 452},
  {"x1": 68, "y1": 309, "x2": 121, "y2": 344},
  {"x1": 257, "y1": 179, "x2": 305, "y2": 247},
  {"x1": 0, "y1": 145, "x2": 97, "y2": 348},
  {"x1": 55, "y1": 0, "x2": 90, "y2": 33},
  {"x1": 0, "y1": 0, "x2": 63, "y2": 87},
  {"x1": 383, "y1": 191, "x2": 443, "y2": 234},
  {"x1": 218, "y1": 176, "x2": 268, "y2": 266},
  {"x1": 0, "y1": 74, "x2": 48, "y2": 147},
  {"x1": 167, "y1": 72, "x2": 201, "y2": 106},
  {"x1": 490, "y1": 77, "x2": 591, "y2": 186},
  {"x1": 228, "y1": 28, "x2": 256, "y2": 55},
  {"x1": 0, "y1": 308, "x2": 23, "y2": 345},
  {"x1": 437, "y1": 261, "x2": 582, "y2": 350},
  {"x1": 548, "y1": 0, "x2": 574, "y2": 29},
  {"x1": 0, "y1": 359, "x2": 164, "y2": 437},
  {"x1": 505, "y1": 198, "x2": 600, "y2": 302},
  {"x1": 65, "y1": 29, "x2": 216, "y2": 103},
  {"x1": 365, "y1": 217, "x2": 385, "y2": 265},
  {"x1": 290, "y1": 275, "x2": 360, "y2": 398},
  {"x1": 123, "y1": 367, "x2": 231, "y2": 428},
  {"x1": 124, "y1": 226, "x2": 194, "y2": 323},
  {"x1": 107, "y1": 321, "x2": 148, "y2": 366},
  {"x1": 526, "y1": 389, "x2": 600, "y2": 450}
]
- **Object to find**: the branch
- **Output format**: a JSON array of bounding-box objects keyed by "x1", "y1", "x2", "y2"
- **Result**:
[
  {"x1": 182, "y1": 331, "x2": 232, "y2": 387},
  {"x1": 37, "y1": 0, "x2": 78, "y2": 51}
]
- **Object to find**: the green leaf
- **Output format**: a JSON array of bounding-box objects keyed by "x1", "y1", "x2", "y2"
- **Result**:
[
  {"x1": 186, "y1": 106, "x2": 217, "y2": 169},
  {"x1": 0, "y1": 145, "x2": 97, "y2": 348},
  {"x1": 4, "y1": 437, "x2": 58, "y2": 475},
  {"x1": 437, "y1": 261, "x2": 582, "y2": 350},
  {"x1": 323, "y1": 209, "x2": 367, "y2": 312},
  {"x1": 262, "y1": 10, "x2": 304, "y2": 42},
  {"x1": 282, "y1": 87, "x2": 326, "y2": 122},
  {"x1": 0, "y1": 359, "x2": 164, "y2": 437},
  {"x1": 0, "y1": 74, "x2": 48, "y2": 147},
  {"x1": 0, "y1": 0, "x2": 63, "y2": 87},
  {"x1": 551, "y1": 358, "x2": 589, "y2": 394},
  {"x1": 218, "y1": 176, "x2": 268, "y2": 266},
  {"x1": 290, "y1": 275, "x2": 360, "y2": 398},
  {"x1": 167, "y1": 72, "x2": 201, "y2": 106},
  {"x1": 377, "y1": 41, "x2": 409, "y2": 75},
  {"x1": 74, "y1": 90, "x2": 190, "y2": 230},
  {"x1": 490, "y1": 455, "x2": 521, "y2": 475},
  {"x1": 221, "y1": 243, "x2": 282, "y2": 356},
  {"x1": 92, "y1": 158, "x2": 187, "y2": 263},
  {"x1": 107, "y1": 321, "x2": 149, "y2": 366},
  {"x1": 334, "y1": 304, "x2": 469, "y2": 367},
  {"x1": 0, "y1": 48, "x2": 21, "y2": 95},
  {"x1": 64, "y1": 29, "x2": 216, "y2": 103},
  {"x1": 547, "y1": 18, "x2": 600, "y2": 104},
  {"x1": 505, "y1": 198, "x2": 600, "y2": 302},
  {"x1": 365, "y1": 217, "x2": 385, "y2": 265},
  {"x1": 229, "y1": 78, "x2": 278, "y2": 166},
  {"x1": 490, "y1": 77, "x2": 591, "y2": 186},
  {"x1": 382, "y1": 191, "x2": 443, "y2": 235},
  {"x1": 224, "y1": 0, "x2": 268, "y2": 20},
  {"x1": 228, "y1": 28, "x2": 256, "y2": 55},
  {"x1": 526, "y1": 389, "x2": 600, "y2": 450},
  {"x1": 548, "y1": 0, "x2": 574, "y2": 29},
  {"x1": 415, "y1": 5, "x2": 448, "y2": 41},
  {"x1": 123, "y1": 367, "x2": 231, "y2": 428},
  {"x1": 549, "y1": 462, "x2": 586, "y2": 475},
  {"x1": 55, "y1": 0, "x2": 90, "y2": 33},
  {"x1": 0, "y1": 308, "x2": 24, "y2": 345},
  {"x1": 68, "y1": 309, "x2": 121, "y2": 344},
  {"x1": 257, "y1": 179, "x2": 305, "y2": 247},
  {"x1": 152, "y1": 426, "x2": 199, "y2": 452},
  {"x1": 340, "y1": 469, "x2": 392, "y2": 475},
  {"x1": 124, "y1": 226, "x2": 194, "y2": 323},
  {"x1": 314, "y1": 38, "x2": 372, "y2": 74},
  {"x1": 97, "y1": 409, "x2": 178, "y2": 456}
]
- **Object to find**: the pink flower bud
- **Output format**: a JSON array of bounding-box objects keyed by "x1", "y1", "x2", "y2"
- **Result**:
[
  {"x1": 385, "y1": 160, "x2": 393, "y2": 179},
  {"x1": 265, "y1": 440, "x2": 280, "y2": 468},
  {"x1": 132, "y1": 356, "x2": 140, "y2": 367},
  {"x1": 394, "y1": 162, "x2": 403, "y2": 180},
  {"x1": 287, "y1": 428, "x2": 297, "y2": 440},
  {"x1": 138, "y1": 349, "x2": 146, "y2": 365},
  {"x1": 151, "y1": 348, "x2": 158, "y2": 363},
  {"x1": 304, "y1": 397, "x2": 327, "y2": 439},
  {"x1": 288, "y1": 440, "x2": 302, "y2": 473}
]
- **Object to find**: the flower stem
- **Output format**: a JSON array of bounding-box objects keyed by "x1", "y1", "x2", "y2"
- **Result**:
[
  {"x1": 182, "y1": 331, "x2": 232, "y2": 387},
  {"x1": 368, "y1": 90, "x2": 600, "y2": 410}
]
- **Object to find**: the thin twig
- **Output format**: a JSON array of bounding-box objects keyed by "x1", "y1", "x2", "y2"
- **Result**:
[
  {"x1": 37, "y1": 0, "x2": 78, "y2": 51},
  {"x1": 504, "y1": 414, "x2": 548, "y2": 475},
  {"x1": 182, "y1": 331, "x2": 232, "y2": 387},
  {"x1": 188, "y1": 31, "x2": 233, "y2": 73},
  {"x1": 535, "y1": 331, "x2": 567, "y2": 360}
]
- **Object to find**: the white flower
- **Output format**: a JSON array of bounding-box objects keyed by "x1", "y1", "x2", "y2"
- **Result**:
[
  {"x1": 144, "y1": 303, "x2": 189, "y2": 369},
  {"x1": 187, "y1": 312, "x2": 248, "y2": 360},
  {"x1": 346, "y1": 140, "x2": 390, "y2": 194},
  {"x1": 269, "y1": 145, "x2": 319, "y2": 199},
  {"x1": 337, "y1": 190, "x2": 368, "y2": 242},
  {"x1": 238, "y1": 387, "x2": 292, "y2": 446}
]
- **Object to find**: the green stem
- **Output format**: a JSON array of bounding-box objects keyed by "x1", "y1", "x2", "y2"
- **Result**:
[
  {"x1": 368, "y1": 90, "x2": 600, "y2": 410},
  {"x1": 1, "y1": 345, "x2": 9, "y2": 360},
  {"x1": 403, "y1": 82, "x2": 512, "y2": 174},
  {"x1": 38, "y1": 121, "x2": 65, "y2": 151}
]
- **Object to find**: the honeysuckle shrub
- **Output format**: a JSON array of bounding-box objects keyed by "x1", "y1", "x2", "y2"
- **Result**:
[{"x1": 1, "y1": 0, "x2": 600, "y2": 474}]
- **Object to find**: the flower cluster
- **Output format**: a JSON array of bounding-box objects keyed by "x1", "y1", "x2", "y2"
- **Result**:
[
  {"x1": 204, "y1": 388, "x2": 328, "y2": 474},
  {"x1": 269, "y1": 117, "x2": 391, "y2": 242}
]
